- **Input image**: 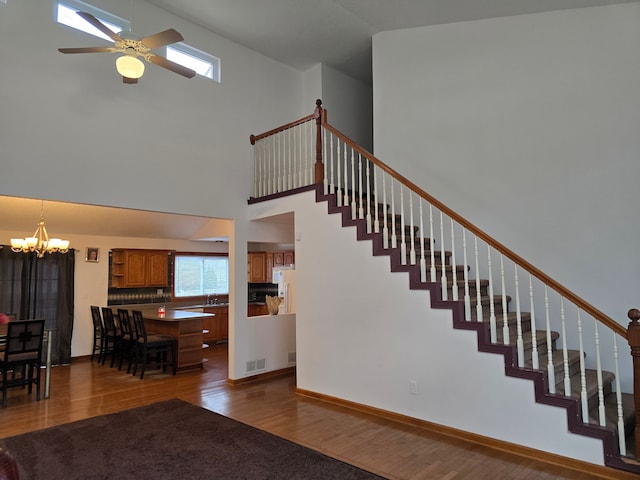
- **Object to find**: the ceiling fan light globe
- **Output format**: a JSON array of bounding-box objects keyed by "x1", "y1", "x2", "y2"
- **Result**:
[{"x1": 116, "y1": 55, "x2": 145, "y2": 79}]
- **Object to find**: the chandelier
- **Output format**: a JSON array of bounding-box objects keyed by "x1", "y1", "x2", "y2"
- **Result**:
[{"x1": 10, "y1": 201, "x2": 70, "y2": 258}]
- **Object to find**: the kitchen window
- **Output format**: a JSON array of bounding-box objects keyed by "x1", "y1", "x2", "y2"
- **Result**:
[{"x1": 174, "y1": 253, "x2": 228, "y2": 298}]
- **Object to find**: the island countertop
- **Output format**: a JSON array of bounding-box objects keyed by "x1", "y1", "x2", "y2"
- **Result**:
[{"x1": 138, "y1": 309, "x2": 216, "y2": 322}]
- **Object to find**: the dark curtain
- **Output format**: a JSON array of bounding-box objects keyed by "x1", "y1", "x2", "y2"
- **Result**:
[{"x1": 0, "y1": 246, "x2": 75, "y2": 364}]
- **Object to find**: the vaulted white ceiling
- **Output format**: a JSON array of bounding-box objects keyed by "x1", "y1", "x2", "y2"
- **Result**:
[{"x1": 146, "y1": 0, "x2": 638, "y2": 83}]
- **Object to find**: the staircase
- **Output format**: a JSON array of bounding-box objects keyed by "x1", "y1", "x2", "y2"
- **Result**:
[{"x1": 248, "y1": 100, "x2": 640, "y2": 475}]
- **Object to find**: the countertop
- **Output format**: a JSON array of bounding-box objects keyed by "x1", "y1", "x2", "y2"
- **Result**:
[{"x1": 139, "y1": 308, "x2": 216, "y2": 321}]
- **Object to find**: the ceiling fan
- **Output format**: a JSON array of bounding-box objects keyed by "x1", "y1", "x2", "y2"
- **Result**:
[{"x1": 58, "y1": 11, "x2": 196, "y2": 84}]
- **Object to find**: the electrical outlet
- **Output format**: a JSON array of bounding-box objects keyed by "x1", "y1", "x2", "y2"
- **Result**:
[{"x1": 409, "y1": 380, "x2": 418, "y2": 395}]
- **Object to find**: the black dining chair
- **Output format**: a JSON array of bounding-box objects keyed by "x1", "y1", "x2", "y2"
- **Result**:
[
  {"x1": 101, "y1": 307, "x2": 122, "y2": 368},
  {"x1": 116, "y1": 309, "x2": 136, "y2": 373},
  {"x1": 90, "y1": 306, "x2": 105, "y2": 363},
  {"x1": 0, "y1": 318, "x2": 45, "y2": 408},
  {"x1": 131, "y1": 310, "x2": 177, "y2": 379}
]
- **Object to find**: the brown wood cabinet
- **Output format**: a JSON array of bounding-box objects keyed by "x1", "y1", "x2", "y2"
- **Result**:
[
  {"x1": 111, "y1": 249, "x2": 170, "y2": 288},
  {"x1": 283, "y1": 250, "x2": 295, "y2": 265},
  {"x1": 249, "y1": 250, "x2": 295, "y2": 283},
  {"x1": 140, "y1": 309, "x2": 208, "y2": 371},
  {"x1": 203, "y1": 305, "x2": 228, "y2": 343},
  {"x1": 248, "y1": 303, "x2": 269, "y2": 317},
  {"x1": 248, "y1": 252, "x2": 267, "y2": 283}
]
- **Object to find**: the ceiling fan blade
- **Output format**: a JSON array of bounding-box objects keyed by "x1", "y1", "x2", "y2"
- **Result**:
[
  {"x1": 76, "y1": 11, "x2": 123, "y2": 43},
  {"x1": 140, "y1": 29, "x2": 184, "y2": 49},
  {"x1": 58, "y1": 47, "x2": 113, "y2": 54},
  {"x1": 147, "y1": 54, "x2": 196, "y2": 78},
  {"x1": 123, "y1": 77, "x2": 138, "y2": 84}
]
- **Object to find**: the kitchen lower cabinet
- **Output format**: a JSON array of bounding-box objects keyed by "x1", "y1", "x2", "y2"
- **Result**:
[
  {"x1": 140, "y1": 309, "x2": 211, "y2": 371},
  {"x1": 248, "y1": 303, "x2": 268, "y2": 317},
  {"x1": 203, "y1": 305, "x2": 229, "y2": 343}
]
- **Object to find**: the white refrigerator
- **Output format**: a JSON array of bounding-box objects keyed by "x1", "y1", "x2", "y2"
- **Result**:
[{"x1": 273, "y1": 266, "x2": 296, "y2": 314}]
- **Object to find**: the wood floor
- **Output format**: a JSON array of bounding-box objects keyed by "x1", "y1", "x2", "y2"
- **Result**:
[{"x1": 0, "y1": 345, "x2": 635, "y2": 480}]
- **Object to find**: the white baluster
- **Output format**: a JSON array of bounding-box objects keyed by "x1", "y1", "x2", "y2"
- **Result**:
[
  {"x1": 500, "y1": 255, "x2": 509, "y2": 345},
  {"x1": 594, "y1": 319, "x2": 605, "y2": 427},
  {"x1": 259, "y1": 139, "x2": 266, "y2": 197},
  {"x1": 514, "y1": 266, "x2": 524, "y2": 367},
  {"x1": 382, "y1": 173, "x2": 389, "y2": 249},
  {"x1": 390, "y1": 181, "x2": 397, "y2": 249},
  {"x1": 487, "y1": 247, "x2": 496, "y2": 343},
  {"x1": 439, "y1": 212, "x2": 448, "y2": 300},
  {"x1": 462, "y1": 229, "x2": 471, "y2": 321},
  {"x1": 528, "y1": 274, "x2": 539, "y2": 370},
  {"x1": 544, "y1": 286, "x2": 555, "y2": 393},
  {"x1": 450, "y1": 220, "x2": 458, "y2": 301},
  {"x1": 329, "y1": 133, "x2": 335, "y2": 195},
  {"x1": 419, "y1": 200, "x2": 426, "y2": 282},
  {"x1": 350, "y1": 148, "x2": 357, "y2": 220},
  {"x1": 336, "y1": 138, "x2": 342, "y2": 206},
  {"x1": 277, "y1": 130, "x2": 283, "y2": 193},
  {"x1": 365, "y1": 158, "x2": 372, "y2": 233},
  {"x1": 302, "y1": 122, "x2": 308, "y2": 186},
  {"x1": 613, "y1": 334, "x2": 627, "y2": 455},
  {"x1": 429, "y1": 205, "x2": 436, "y2": 283},
  {"x1": 373, "y1": 166, "x2": 380, "y2": 234},
  {"x1": 297, "y1": 124, "x2": 303, "y2": 188},
  {"x1": 288, "y1": 127, "x2": 293, "y2": 191},
  {"x1": 358, "y1": 153, "x2": 364, "y2": 220},
  {"x1": 474, "y1": 237, "x2": 483, "y2": 323},
  {"x1": 409, "y1": 194, "x2": 416, "y2": 265},
  {"x1": 253, "y1": 138, "x2": 258, "y2": 197},
  {"x1": 272, "y1": 136, "x2": 277, "y2": 195},
  {"x1": 577, "y1": 310, "x2": 588, "y2": 420},
  {"x1": 343, "y1": 143, "x2": 349, "y2": 208},
  {"x1": 561, "y1": 299, "x2": 571, "y2": 397},
  {"x1": 400, "y1": 189, "x2": 407, "y2": 265}
]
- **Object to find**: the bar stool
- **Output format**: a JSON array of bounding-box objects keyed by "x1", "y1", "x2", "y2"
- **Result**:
[{"x1": 131, "y1": 310, "x2": 177, "y2": 379}]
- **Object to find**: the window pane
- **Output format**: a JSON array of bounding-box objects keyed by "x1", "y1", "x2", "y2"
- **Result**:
[
  {"x1": 167, "y1": 45, "x2": 220, "y2": 82},
  {"x1": 57, "y1": 3, "x2": 125, "y2": 41},
  {"x1": 175, "y1": 255, "x2": 228, "y2": 297}
]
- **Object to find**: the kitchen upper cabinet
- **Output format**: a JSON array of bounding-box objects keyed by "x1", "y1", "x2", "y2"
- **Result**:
[
  {"x1": 111, "y1": 249, "x2": 170, "y2": 288},
  {"x1": 248, "y1": 250, "x2": 295, "y2": 283},
  {"x1": 247, "y1": 252, "x2": 267, "y2": 283},
  {"x1": 283, "y1": 250, "x2": 295, "y2": 265},
  {"x1": 147, "y1": 251, "x2": 170, "y2": 286}
]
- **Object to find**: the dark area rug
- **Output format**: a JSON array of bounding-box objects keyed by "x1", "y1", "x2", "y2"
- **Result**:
[{"x1": 0, "y1": 399, "x2": 387, "y2": 480}]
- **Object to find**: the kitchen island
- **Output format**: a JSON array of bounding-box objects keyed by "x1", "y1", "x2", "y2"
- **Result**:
[{"x1": 138, "y1": 308, "x2": 215, "y2": 371}]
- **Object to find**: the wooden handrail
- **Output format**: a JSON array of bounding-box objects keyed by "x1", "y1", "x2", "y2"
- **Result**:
[
  {"x1": 250, "y1": 112, "x2": 316, "y2": 145},
  {"x1": 320, "y1": 119, "x2": 625, "y2": 338}
]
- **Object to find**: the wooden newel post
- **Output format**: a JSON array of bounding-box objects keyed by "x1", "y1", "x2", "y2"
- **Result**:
[
  {"x1": 627, "y1": 307, "x2": 640, "y2": 458},
  {"x1": 314, "y1": 99, "x2": 324, "y2": 185}
]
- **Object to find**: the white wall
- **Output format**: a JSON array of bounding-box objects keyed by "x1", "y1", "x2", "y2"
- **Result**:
[
  {"x1": 320, "y1": 64, "x2": 373, "y2": 152},
  {"x1": 372, "y1": 3, "x2": 640, "y2": 332},
  {"x1": 248, "y1": 190, "x2": 605, "y2": 466},
  {"x1": 0, "y1": 0, "x2": 305, "y2": 380},
  {"x1": 302, "y1": 63, "x2": 373, "y2": 151}
]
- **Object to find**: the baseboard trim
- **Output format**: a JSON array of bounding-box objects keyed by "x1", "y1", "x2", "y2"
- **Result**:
[
  {"x1": 295, "y1": 387, "x2": 633, "y2": 480},
  {"x1": 228, "y1": 367, "x2": 296, "y2": 386}
]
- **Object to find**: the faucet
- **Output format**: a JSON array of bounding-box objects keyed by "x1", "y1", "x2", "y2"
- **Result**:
[{"x1": 206, "y1": 294, "x2": 211, "y2": 305}]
